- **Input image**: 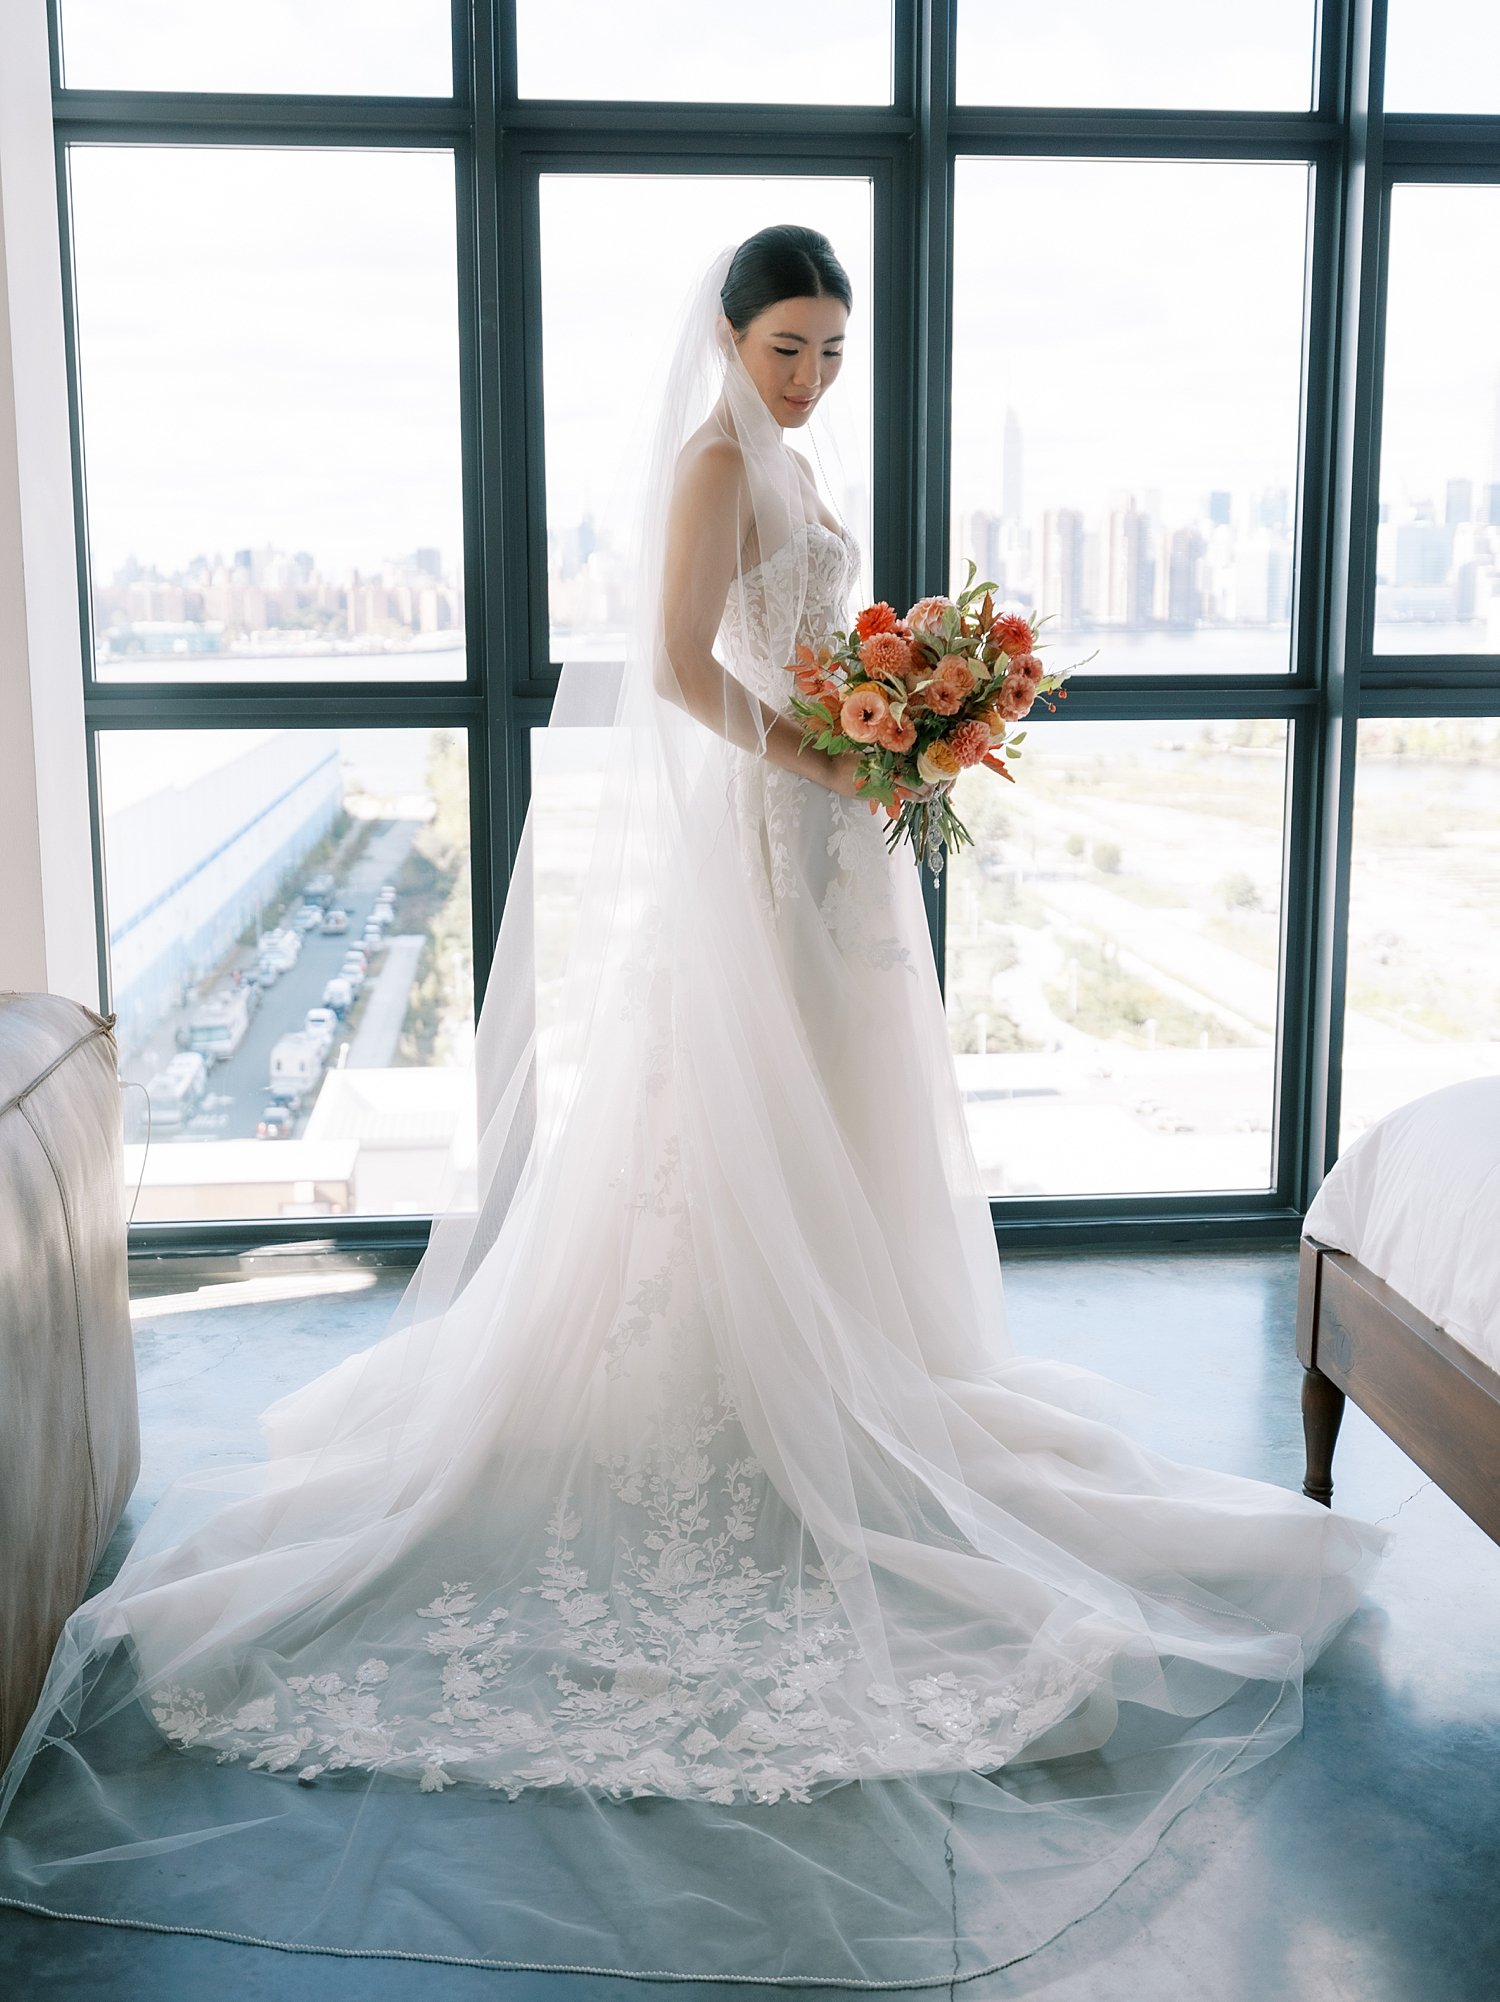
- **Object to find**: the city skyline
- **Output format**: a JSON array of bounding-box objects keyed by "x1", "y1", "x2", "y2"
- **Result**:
[{"x1": 93, "y1": 542, "x2": 463, "y2": 663}]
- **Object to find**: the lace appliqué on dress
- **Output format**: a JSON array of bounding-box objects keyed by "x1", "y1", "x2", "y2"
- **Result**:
[
  {"x1": 821, "y1": 793, "x2": 919, "y2": 976},
  {"x1": 151, "y1": 1369, "x2": 1111, "y2": 1807}
]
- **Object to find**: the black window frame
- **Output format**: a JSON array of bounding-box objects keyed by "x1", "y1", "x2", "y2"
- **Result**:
[{"x1": 43, "y1": 0, "x2": 1500, "y2": 1263}]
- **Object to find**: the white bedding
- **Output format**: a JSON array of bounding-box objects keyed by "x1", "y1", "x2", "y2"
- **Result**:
[{"x1": 1302, "y1": 1075, "x2": 1500, "y2": 1376}]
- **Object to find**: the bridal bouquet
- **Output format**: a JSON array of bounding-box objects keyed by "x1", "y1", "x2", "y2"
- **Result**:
[{"x1": 785, "y1": 560, "x2": 1091, "y2": 874}]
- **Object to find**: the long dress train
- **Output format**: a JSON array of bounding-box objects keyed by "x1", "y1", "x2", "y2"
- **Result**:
[{"x1": 0, "y1": 512, "x2": 1385, "y2": 1986}]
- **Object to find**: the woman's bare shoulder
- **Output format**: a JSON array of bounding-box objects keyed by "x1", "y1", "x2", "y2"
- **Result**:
[{"x1": 672, "y1": 426, "x2": 747, "y2": 512}]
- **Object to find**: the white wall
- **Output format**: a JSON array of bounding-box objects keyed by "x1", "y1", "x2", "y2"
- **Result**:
[{"x1": 0, "y1": 0, "x2": 97, "y2": 1006}]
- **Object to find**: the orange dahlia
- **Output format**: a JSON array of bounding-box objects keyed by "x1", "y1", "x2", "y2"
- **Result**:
[
  {"x1": 858, "y1": 630, "x2": 917, "y2": 679},
  {"x1": 855, "y1": 601, "x2": 900, "y2": 639},
  {"x1": 992, "y1": 613, "x2": 1038, "y2": 655},
  {"x1": 947, "y1": 718, "x2": 993, "y2": 767}
]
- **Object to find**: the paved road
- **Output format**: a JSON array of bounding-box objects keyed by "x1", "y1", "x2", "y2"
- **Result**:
[
  {"x1": 346, "y1": 935, "x2": 425, "y2": 1068},
  {"x1": 130, "y1": 819, "x2": 419, "y2": 1142}
]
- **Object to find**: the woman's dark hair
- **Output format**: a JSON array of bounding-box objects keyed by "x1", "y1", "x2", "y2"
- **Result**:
[{"x1": 719, "y1": 225, "x2": 852, "y2": 335}]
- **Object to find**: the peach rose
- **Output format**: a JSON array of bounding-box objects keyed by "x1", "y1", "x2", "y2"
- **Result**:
[
  {"x1": 916, "y1": 737, "x2": 963, "y2": 784},
  {"x1": 904, "y1": 595, "x2": 955, "y2": 641},
  {"x1": 875, "y1": 710, "x2": 917, "y2": 753},
  {"x1": 925, "y1": 653, "x2": 977, "y2": 715},
  {"x1": 839, "y1": 682, "x2": 891, "y2": 744}
]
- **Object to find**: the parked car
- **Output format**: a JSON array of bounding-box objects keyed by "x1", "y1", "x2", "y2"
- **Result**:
[
  {"x1": 185, "y1": 988, "x2": 251, "y2": 1064},
  {"x1": 267, "y1": 1031, "x2": 323, "y2": 1107},
  {"x1": 303, "y1": 1006, "x2": 339, "y2": 1053},
  {"x1": 303, "y1": 872, "x2": 335, "y2": 904},
  {"x1": 256, "y1": 1104, "x2": 295, "y2": 1140},
  {"x1": 162, "y1": 1050, "x2": 209, "y2": 1102},
  {"x1": 320, "y1": 907, "x2": 350, "y2": 935},
  {"x1": 340, "y1": 951, "x2": 368, "y2": 979},
  {"x1": 257, "y1": 929, "x2": 300, "y2": 971},
  {"x1": 291, "y1": 903, "x2": 323, "y2": 933},
  {"x1": 321, "y1": 975, "x2": 354, "y2": 1016},
  {"x1": 251, "y1": 957, "x2": 280, "y2": 989},
  {"x1": 342, "y1": 944, "x2": 369, "y2": 969},
  {"x1": 377, "y1": 882, "x2": 397, "y2": 901},
  {"x1": 371, "y1": 900, "x2": 395, "y2": 925},
  {"x1": 144, "y1": 1050, "x2": 209, "y2": 1130},
  {"x1": 338, "y1": 964, "x2": 366, "y2": 995},
  {"x1": 361, "y1": 925, "x2": 385, "y2": 953},
  {"x1": 142, "y1": 1074, "x2": 190, "y2": 1130}
]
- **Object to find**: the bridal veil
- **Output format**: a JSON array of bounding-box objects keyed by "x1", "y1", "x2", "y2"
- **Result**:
[{"x1": 0, "y1": 238, "x2": 1383, "y2": 1986}]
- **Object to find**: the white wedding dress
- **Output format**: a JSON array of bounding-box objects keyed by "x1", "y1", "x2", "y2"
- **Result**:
[
  {"x1": 135, "y1": 520, "x2": 1137, "y2": 1805},
  {"x1": 0, "y1": 258, "x2": 1386, "y2": 1985}
]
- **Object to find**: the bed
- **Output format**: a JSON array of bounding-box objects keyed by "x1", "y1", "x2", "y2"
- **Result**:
[{"x1": 1296, "y1": 1075, "x2": 1500, "y2": 1545}]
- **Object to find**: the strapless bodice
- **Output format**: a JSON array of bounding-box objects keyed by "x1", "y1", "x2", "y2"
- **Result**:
[{"x1": 718, "y1": 518, "x2": 860, "y2": 702}]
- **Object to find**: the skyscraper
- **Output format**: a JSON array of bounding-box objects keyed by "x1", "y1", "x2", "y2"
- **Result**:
[
  {"x1": 1041, "y1": 508, "x2": 1085, "y2": 631},
  {"x1": 1107, "y1": 500, "x2": 1154, "y2": 627},
  {"x1": 1001, "y1": 406, "x2": 1023, "y2": 525},
  {"x1": 1167, "y1": 527, "x2": 1206, "y2": 629}
]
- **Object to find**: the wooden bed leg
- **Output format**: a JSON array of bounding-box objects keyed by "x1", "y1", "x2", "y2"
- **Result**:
[{"x1": 1301, "y1": 1364, "x2": 1346, "y2": 1507}]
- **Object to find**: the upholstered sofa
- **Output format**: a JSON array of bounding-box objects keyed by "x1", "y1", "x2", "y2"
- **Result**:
[{"x1": 0, "y1": 991, "x2": 138, "y2": 1768}]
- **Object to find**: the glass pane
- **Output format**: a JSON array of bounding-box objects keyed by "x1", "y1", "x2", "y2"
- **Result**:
[
  {"x1": 529, "y1": 708, "x2": 616, "y2": 1124},
  {"x1": 102, "y1": 727, "x2": 475, "y2": 1221},
  {"x1": 1340, "y1": 719, "x2": 1500, "y2": 1146},
  {"x1": 951, "y1": 159, "x2": 1309, "y2": 677},
  {"x1": 956, "y1": 0, "x2": 1315, "y2": 111},
  {"x1": 1373, "y1": 186, "x2": 1500, "y2": 657},
  {"x1": 59, "y1": 0, "x2": 453, "y2": 95},
  {"x1": 943, "y1": 717, "x2": 1288, "y2": 1197},
  {"x1": 540, "y1": 176, "x2": 873, "y2": 670},
  {"x1": 1385, "y1": 0, "x2": 1500, "y2": 113},
  {"x1": 518, "y1": 1, "x2": 891, "y2": 104},
  {"x1": 69, "y1": 147, "x2": 465, "y2": 684}
]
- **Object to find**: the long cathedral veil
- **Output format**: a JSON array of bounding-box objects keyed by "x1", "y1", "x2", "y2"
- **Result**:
[{"x1": 0, "y1": 240, "x2": 1383, "y2": 1986}]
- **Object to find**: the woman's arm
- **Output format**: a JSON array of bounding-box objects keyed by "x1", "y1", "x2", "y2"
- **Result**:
[{"x1": 657, "y1": 438, "x2": 863, "y2": 797}]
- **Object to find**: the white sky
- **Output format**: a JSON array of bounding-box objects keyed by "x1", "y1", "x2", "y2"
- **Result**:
[
  {"x1": 55, "y1": 5, "x2": 1500, "y2": 579},
  {"x1": 1380, "y1": 186, "x2": 1500, "y2": 505}
]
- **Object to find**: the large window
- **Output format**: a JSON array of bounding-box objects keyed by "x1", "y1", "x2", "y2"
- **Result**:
[
  {"x1": 945, "y1": 718, "x2": 1288, "y2": 1197},
  {"x1": 539, "y1": 174, "x2": 873, "y2": 669},
  {"x1": 1373, "y1": 185, "x2": 1500, "y2": 657},
  {"x1": 1341, "y1": 718, "x2": 1500, "y2": 1143},
  {"x1": 69, "y1": 146, "x2": 465, "y2": 685},
  {"x1": 46, "y1": 1, "x2": 1500, "y2": 1252},
  {"x1": 949, "y1": 158, "x2": 1309, "y2": 679}
]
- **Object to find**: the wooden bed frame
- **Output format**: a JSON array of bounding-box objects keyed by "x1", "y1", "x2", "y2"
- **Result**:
[{"x1": 1297, "y1": 1235, "x2": 1500, "y2": 1545}]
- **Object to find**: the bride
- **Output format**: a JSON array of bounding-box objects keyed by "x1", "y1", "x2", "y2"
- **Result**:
[{"x1": 0, "y1": 227, "x2": 1384, "y2": 1987}]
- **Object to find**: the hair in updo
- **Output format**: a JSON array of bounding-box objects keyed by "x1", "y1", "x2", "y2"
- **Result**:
[{"x1": 719, "y1": 225, "x2": 852, "y2": 335}]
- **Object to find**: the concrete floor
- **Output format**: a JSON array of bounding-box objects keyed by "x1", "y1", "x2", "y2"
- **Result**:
[{"x1": 2, "y1": 1247, "x2": 1497, "y2": 2000}]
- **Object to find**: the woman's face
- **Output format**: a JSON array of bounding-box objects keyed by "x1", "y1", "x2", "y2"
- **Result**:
[{"x1": 724, "y1": 295, "x2": 848, "y2": 429}]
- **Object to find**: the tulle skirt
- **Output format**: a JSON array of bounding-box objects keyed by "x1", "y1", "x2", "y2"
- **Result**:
[{"x1": 0, "y1": 745, "x2": 1385, "y2": 1986}]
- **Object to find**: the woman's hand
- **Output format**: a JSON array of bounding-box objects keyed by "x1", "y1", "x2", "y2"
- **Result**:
[{"x1": 820, "y1": 746, "x2": 867, "y2": 798}]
